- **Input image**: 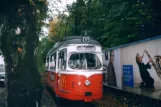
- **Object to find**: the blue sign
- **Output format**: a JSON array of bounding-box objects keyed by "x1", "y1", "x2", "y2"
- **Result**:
[{"x1": 123, "y1": 65, "x2": 134, "y2": 88}]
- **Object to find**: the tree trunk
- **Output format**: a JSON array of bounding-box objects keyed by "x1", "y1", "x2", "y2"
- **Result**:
[
  {"x1": 0, "y1": 31, "x2": 14, "y2": 107},
  {"x1": 0, "y1": 6, "x2": 43, "y2": 107}
]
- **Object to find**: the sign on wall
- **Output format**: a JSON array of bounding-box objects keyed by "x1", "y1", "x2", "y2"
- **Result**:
[{"x1": 123, "y1": 65, "x2": 134, "y2": 88}]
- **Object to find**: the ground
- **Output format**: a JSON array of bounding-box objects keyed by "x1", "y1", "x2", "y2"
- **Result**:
[
  {"x1": 0, "y1": 87, "x2": 6, "y2": 107},
  {"x1": 41, "y1": 86, "x2": 161, "y2": 107},
  {"x1": 0, "y1": 82, "x2": 161, "y2": 107},
  {"x1": 40, "y1": 89, "x2": 56, "y2": 107}
]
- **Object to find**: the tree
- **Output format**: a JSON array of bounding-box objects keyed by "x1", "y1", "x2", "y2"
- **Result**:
[
  {"x1": 0, "y1": 0, "x2": 48, "y2": 106},
  {"x1": 48, "y1": 14, "x2": 73, "y2": 41},
  {"x1": 37, "y1": 37, "x2": 54, "y2": 73},
  {"x1": 65, "y1": 0, "x2": 161, "y2": 49}
]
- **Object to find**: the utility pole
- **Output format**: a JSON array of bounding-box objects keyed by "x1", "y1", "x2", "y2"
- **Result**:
[{"x1": 86, "y1": 0, "x2": 91, "y2": 36}]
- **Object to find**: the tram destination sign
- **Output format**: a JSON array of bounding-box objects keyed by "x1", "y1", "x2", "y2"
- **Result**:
[{"x1": 77, "y1": 45, "x2": 96, "y2": 51}]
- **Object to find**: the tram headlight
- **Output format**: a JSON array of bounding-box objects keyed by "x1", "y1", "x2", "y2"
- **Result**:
[{"x1": 85, "y1": 80, "x2": 91, "y2": 86}]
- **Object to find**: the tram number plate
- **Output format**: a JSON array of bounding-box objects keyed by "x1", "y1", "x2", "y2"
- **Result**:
[{"x1": 85, "y1": 92, "x2": 92, "y2": 96}]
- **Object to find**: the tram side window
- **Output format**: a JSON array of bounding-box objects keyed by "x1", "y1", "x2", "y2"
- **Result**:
[
  {"x1": 45, "y1": 57, "x2": 49, "y2": 69},
  {"x1": 50, "y1": 53, "x2": 56, "y2": 70},
  {"x1": 58, "y1": 49, "x2": 67, "y2": 70}
]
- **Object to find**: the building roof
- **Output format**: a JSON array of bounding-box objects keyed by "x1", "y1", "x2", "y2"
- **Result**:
[{"x1": 103, "y1": 35, "x2": 161, "y2": 52}]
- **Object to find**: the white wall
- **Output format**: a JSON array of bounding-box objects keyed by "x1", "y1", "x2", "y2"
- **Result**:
[{"x1": 121, "y1": 38, "x2": 161, "y2": 89}]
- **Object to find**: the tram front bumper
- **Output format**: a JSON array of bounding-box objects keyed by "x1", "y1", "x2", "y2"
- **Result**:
[
  {"x1": 83, "y1": 94, "x2": 102, "y2": 102},
  {"x1": 59, "y1": 91, "x2": 102, "y2": 102}
]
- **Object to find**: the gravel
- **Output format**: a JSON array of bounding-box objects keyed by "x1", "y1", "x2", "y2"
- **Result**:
[
  {"x1": 95, "y1": 87, "x2": 161, "y2": 107},
  {"x1": 40, "y1": 89, "x2": 56, "y2": 107}
]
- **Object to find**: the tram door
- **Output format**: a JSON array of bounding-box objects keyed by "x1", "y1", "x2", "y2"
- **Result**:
[{"x1": 57, "y1": 49, "x2": 67, "y2": 89}]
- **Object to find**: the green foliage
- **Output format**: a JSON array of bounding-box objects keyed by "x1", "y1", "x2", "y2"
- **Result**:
[
  {"x1": 0, "y1": 0, "x2": 48, "y2": 106},
  {"x1": 52, "y1": 0, "x2": 161, "y2": 49},
  {"x1": 39, "y1": 0, "x2": 161, "y2": 73},
  {"x1": 37, "y1": 37, "x2": 54, "y2": 72}
]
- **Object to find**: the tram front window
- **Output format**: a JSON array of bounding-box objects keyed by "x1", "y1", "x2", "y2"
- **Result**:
[{"x1": 68, "y1": 53, "x2": 101, "y2": 70}]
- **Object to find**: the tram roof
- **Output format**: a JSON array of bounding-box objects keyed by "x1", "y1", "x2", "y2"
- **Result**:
[{"x1": 47, "y1": 36, "x2": 101, "y2": 56}]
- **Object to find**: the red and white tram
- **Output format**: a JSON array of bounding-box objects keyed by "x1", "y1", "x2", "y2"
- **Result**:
[{"x1": 45, "y1": 36, "x2": 103, "y2": 102}]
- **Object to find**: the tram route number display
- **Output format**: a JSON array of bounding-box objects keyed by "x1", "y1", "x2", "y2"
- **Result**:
[
  {"x1": 82, "y1": 37, "x2": 90, "y2": 43},
  {"x1": 123, "y1": 65, "x2": 134, "y2": 88}
]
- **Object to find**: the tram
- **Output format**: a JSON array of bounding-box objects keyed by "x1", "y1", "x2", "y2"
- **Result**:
[{"x1": 45, "y1": 36, "x2": 103, "y2": 102}]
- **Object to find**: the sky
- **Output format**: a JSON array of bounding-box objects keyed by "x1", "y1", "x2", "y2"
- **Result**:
[
  {"x1": 47, "y1": 0, "x2": 75, "y2": 8},
  {"x1": 47, "y1": 0, "x2": 75, "y2": 16}
]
